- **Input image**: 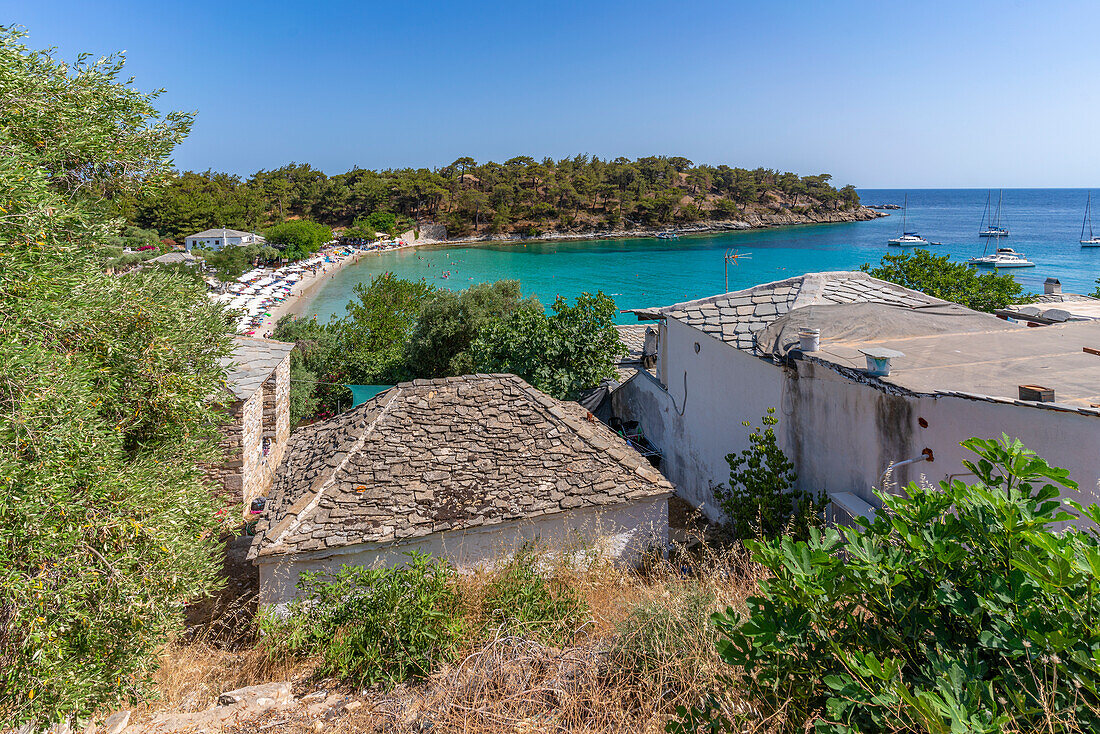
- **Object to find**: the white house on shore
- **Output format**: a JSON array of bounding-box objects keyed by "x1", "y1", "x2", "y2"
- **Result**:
[
  {"x1": 615, "y1": 271, "x2": 1100, "y2": 527},
  {"x1": 248, "y1": 374, "x2": 673, "y2": 605},
  {"x1": 185, "y1": 228, "x2": 264, "y2": 252}
]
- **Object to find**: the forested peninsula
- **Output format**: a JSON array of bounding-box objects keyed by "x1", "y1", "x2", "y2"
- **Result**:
[{"x1": 122, "y1": 156, "x2": 876, "y2": 244}]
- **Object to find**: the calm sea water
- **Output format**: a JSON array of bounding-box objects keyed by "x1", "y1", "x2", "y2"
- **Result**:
[{"x1": 304, "y1": 189, "x2": 1100, "y2": 324}]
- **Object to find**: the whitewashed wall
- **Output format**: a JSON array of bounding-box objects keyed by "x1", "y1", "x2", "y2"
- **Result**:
[
  {"x1": 614, "y1": 318, "x2": 1100, "y2": 527},
  {"x1": 614, "y1": 318, "x2": 783, "y2": 520},
  {"x1": 257, "y1": 495, "x2": 669, "y2": 606}
]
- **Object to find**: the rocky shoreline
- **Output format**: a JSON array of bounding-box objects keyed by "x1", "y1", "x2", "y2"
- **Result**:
[{"x1": 403, "y1": 206, "x2": 885, "y2": 248}]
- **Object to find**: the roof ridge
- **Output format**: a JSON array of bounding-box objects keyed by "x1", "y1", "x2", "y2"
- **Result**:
[
  {"x1": 506, "y1": 375, "x2": 665, "y2": 483},
  {"x1": 259, "y1": 385, "x2": 404, "y2": 556},
  {"x1": 659, "y1": 273, "x2": 813, "y2": 312}
]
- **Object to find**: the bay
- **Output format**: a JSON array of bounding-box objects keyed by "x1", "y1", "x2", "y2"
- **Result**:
[{"x1": 303, "y1": 188, "x2": 1100, "y2": 324}]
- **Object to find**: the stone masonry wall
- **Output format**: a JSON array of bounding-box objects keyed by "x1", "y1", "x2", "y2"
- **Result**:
[
  {"x1": 239, "y1": 389, "x2": 265, "y2": 508},
  {"x1": 255, "y1": 356, "x2": 291, "y2": 506},
  {"x1": 206, "y1": 400, "x2": 246, "y2": 501}
]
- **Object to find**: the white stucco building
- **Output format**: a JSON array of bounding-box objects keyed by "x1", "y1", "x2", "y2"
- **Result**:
[
  {"x1": 248, "y1": 374, "x2": 673, "y2": 606},
  {"x1": 184, "y1": 228, "x2": 264, "y2": 252},
  {"x1": 615, "y1": 271, "x2": 1100, "y2": 527}
]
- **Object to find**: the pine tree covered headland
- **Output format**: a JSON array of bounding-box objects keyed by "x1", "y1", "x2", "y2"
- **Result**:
[{"x1": 125, "y1": 157, "x2": 864, "y2": 243}]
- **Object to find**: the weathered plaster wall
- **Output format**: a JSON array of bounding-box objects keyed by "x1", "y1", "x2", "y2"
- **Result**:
[
  {"x1": 257, "y1": 496, "x2": 669, "y2": 606},
  {"x1": 612, "y1": 318, "x2": 783, "y2": 520},
  {"x1": 788, "y1": 360, "x2": 1100, "y2": 521},
  {"x1": 615, "y1": 318, "x2": 1100, "y2": 527}
]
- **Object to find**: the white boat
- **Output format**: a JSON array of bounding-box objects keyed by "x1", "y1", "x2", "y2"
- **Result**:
[
  {"x1": 968, "y1": 247, "x2": 1035, "y2": 268},
  {"x1": 888, "y1": 233, "x2": 931, "y2": 246},
  {"x1": 1080, "y1": 191, "x2": 1100, "y2": 247},
  {"x1": 887, "y1": 195, "x2": 931, "y2": 246},
  {"x1": 979, "y1": 190, "x2": 1009, "y2": 237}
]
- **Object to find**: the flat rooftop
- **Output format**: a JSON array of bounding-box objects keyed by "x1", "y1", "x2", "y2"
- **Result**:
[{"x1": 757, "y1": 302, "x2": 1100, "y2": 413}]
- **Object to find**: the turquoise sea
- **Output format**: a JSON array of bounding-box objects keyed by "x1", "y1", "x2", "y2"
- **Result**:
[{"x1": 303, "y1": 189, "x2": 1100, "y2": 324}]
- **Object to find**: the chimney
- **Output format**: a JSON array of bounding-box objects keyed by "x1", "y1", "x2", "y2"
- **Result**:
[{"x1": 1044, "y1": 277, "x2": 1062, "y2": 295}]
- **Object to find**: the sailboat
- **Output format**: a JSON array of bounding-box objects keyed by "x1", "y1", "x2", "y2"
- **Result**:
[
  {"x1": 979, "y1": 190, "x2": 1009, "y2": 237},
  {"x1": 1080, "y1": 192, "x2": 1100, "y2": 247},
  {"x1": 887, "y1": 194, "x2": 930, "y2": 246},
  {"x1": 968, "y1": 247, "x2": 1034, "y2": 268}
]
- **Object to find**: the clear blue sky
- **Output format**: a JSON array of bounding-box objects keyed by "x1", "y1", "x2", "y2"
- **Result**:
[{"x1": 7, "y1": 0, "x2": 1099, "y2": 187}]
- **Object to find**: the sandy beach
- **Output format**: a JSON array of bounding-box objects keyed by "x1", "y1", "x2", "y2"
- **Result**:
[
  {"x1": 251, "y1": 249, "x2": 361, "y2": 333},
  {"x1": 244, "y1": 207, "x2": 887, "y2": 333},
  {"x1": 248, "y1": 241, "x2": 421, "y2": 333}
]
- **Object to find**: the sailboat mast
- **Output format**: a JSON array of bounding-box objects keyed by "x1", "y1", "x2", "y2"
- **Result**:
[
  {"x1": 979, "y1": 190, "x2": 990, "y2": 234},
  {"x1": 1083, "y1": 192, "x2": 1093, "y2": 241},
  {"x1": 994, "y1": 190, "x2": 1003, "y2": 229}
]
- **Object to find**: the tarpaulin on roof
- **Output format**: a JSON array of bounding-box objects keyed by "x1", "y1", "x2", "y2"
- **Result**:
[
  {"x1": 345, "y1": 384, "x2": 393, "y2": 408},
  {"x1": 756, "y1": 302, "x2": 1017, "y2": 359}
]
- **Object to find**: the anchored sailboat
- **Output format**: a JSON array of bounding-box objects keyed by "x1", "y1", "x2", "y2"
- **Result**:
[
  {"x1": 968, "y1": 247, "x2": 1034, "y2": 268},
  {"x1": 1080, "y1": 192, "x2": 1100, "y2": 247},
  {"x1": 887, "y1": 194, "x2": 930, "y2": 246},
  {"x1": 979, "y1": 190, "x2": 1009, "y2": 238}
]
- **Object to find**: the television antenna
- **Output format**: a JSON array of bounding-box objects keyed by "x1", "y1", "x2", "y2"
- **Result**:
[{"x1": 724, "y1": 248, "x2": 752, "y2": 292}]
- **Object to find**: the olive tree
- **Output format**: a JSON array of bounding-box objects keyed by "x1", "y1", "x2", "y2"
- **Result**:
[{"x1": 0, "y1": 27, "x2": 233, "y2": 725}]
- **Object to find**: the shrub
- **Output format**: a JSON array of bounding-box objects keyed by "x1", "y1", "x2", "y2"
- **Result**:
[
  {"x1": 471, "y1": 291, "x2": 625, "y2": 399},
  {"x1": 681, "y1": 436, "x2": 1100, "y2": 733},
  {"x1": 477, "y1": 548, "x2": 589, "y2": 645},
  {"x1": 404, "y1": 280, "x2": 532, "y2": 378},
  {"x1": 258, "y1": 553, "x2": 464, "y2": 686},
  {"x1": 861, "y1": 249, "x2": 1028, "y2": 312},
  {"x1": 1, "y1": 28, "x2": 231, "y2": 726},
  {"x1": 713, "y1": 409, "x2": 827, "y2": 542}
]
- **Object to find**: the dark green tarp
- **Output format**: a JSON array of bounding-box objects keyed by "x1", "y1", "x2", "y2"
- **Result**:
[{"x1": 344, "y1": 384, "x2": 393, "y2": 408}]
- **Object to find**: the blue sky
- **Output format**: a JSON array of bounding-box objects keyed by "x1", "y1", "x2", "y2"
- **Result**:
[{"x1": 7, "y1": 0, "x2": 1100, "y2": 187}]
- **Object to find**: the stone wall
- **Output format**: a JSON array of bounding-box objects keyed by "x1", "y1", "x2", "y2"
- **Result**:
[
  {"x1": 255, "y1": 356, "x2": 291, "y2": 506},
  {"x1": 239, "y1": 387, "x2": 264, "y2": 508},
  {"x1": 207, "y1": 354, "x2": 292, "y2": 511},
  {"x1": 206, "y1": 399, "x2": 247, "y2": 501}
]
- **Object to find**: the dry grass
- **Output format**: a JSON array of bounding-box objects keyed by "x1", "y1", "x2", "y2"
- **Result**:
[{"x1": 133, "y1": 528, "x2": 771, "y2": 733}]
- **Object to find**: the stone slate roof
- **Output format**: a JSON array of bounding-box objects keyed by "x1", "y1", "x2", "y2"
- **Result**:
[
  {"x1": 614, "y1": 324, "x2": 654, "y2": 380},
  {"x1": 147, "y1": 251, "x2": 196, "y2": 265},
  {"x1": 221, "y1": 336, "x2": 295, "y2": 401},
  {"x1": 1031, "y1": 293, "x2": 1099, "y2": 304},
  {"x1": 188, "y1": 228, "x2": 254, "y2": 239},
  {"x1": 656, "y1": 271, "x2": 943, "y2": 353},
  {"x1": 248, "y1": 374, "x2": 674, "y2": 560}
]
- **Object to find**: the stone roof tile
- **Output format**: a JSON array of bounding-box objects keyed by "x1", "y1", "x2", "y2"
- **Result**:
[
  {"x1": 248, "y1": 374, "x2": 674, "y2": 560},
  {"x1": 657, "y1": 271, "x2": 943, "y2": 354},
  {"x1": 220, "y1": 336, "x2": 295, "y2": 401}
]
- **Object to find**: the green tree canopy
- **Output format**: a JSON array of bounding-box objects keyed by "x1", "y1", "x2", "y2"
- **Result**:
[
  {"x1": 471, "y1": 292, "x2": 625, "y2": 399},
  {"x1": 0, "y1": 27, "x2": 232, "y2": 725},
  {"x1": 861, "y1": 249, "x2": 1028, "y2": 312},
  {"x1": 404, "y1": 280, "x2": 534, "y2": 377},
  {"x1": 131, "y1": 156, "x2": 859, "y2": 243},
  {"x1": 264, "y1": 220, "x2": 332, "y2": 260}
]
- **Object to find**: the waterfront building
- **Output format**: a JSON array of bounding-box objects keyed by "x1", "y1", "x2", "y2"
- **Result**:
[
  {"x1": 618, "y1": 271, "x2": 1100, "y2": 527},
  {"x1": 248, "y1": 374, "x2": 673, "y2": 606},
  {"x1": 185, "y1": 228, "x2": 264, "y2": 251}
]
